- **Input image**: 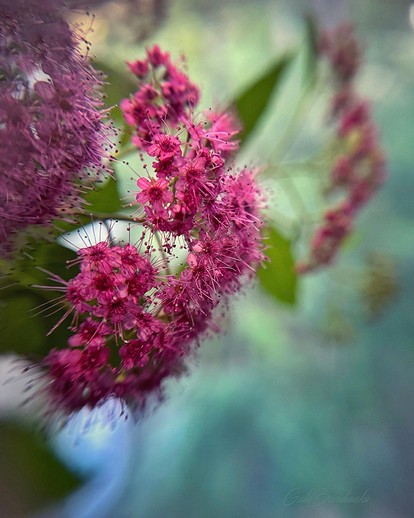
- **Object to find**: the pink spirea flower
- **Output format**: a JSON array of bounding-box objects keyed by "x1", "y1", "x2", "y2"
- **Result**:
[
  {"x1": 120, "y1": 44, "x2": 200, "y2": 151},
  {"x1": 0, "y1": 0, "x2": 107, "y2": 256},
  {"x1": 318, "y1": 22, "x2": 361, "y2": 84},
  {"x1": 296, "y1": 204, "x2": 353, "y2": 274},
  {"x1": 298, "y1": 24, "x2": 386, "y2": 273},
  {"x1": 41, "y1": 45, "x2": 264, "y2": 416}
]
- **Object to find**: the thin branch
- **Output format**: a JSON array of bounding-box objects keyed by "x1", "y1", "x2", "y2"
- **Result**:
[{"x1": 154, "y1": 231, "x2": 171, "y2": 276}]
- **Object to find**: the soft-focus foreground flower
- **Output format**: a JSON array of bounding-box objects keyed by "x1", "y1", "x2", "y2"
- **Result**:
[
  {"x1": 41, "y1": 45, "x2": 265, "y2": 417},
  {"x1": 297, "y1": 24, "x2": 386, "y2": 273},
  {"x1": 0, "y1": 0, "x2": 107, "y2": 256}
]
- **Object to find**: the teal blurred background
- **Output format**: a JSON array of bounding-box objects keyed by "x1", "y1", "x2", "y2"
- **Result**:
[{"x1": 37, "y1": 0, "x2": 414, "y2": 517}]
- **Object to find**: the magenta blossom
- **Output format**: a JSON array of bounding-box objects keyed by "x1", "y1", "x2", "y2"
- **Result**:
[
  {"x1": 298, "y1": 24, "x2": 386, "y2": 273},
  {"x1": 0, "y1": 0, "x2": 107, "y2": 256},
  {"x1": 41, "y1": 45, "x2": 265, "y2": 416}
]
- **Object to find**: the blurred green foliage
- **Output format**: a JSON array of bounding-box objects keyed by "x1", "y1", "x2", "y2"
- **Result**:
[
  {"x1": 258, "y1": 226, "x2": 297, "y2": 305},
  {"x1": 84, "y1": 175, "x2": 123, "y2": 214},
  {"x1": 234, "y1": 53, "x2": 293, "y2": 144},
  {"x1": 0, "y1": 421, "x2": 81, "y2": 517},
  {"x1": 0, "y1": 241, "x2": 76, "y2": 357},
  {"x1": 93, "y1": 59, "x2": 136, "y2": 123}
]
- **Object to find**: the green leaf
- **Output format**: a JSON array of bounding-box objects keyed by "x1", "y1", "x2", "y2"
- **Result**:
[
  {"x1": 84, "y1": 176, "x2": 123, "y2": 214},
  {"x1": 258, "y1": 226, "x2": 298, "y2": 305},
  {"x1": 1, "y1": 238, "x2": 74, "y2": 294},
  {"x1": 92, "y1": 59, "x2": 137, "y2": 123},
  {"x1": 233, "y1": 53, "x2": 294, "y2": 143},
  {"x1": 0, "y1": 422, "x2": 81, "y2": 516},
  {"x1": 0, "y1": 241, "x2": 76, "y2": 357},
  {"x1": 303, "y1": 14, "x2": 319, "y2": 87},
  {"x1": 118, "y1": 123, "x2": 134, "y2": 149},
  {"x1": 0, "y1": 285, "x2": 74, "y2": 357},
  {"x1": 0, "y1": 290, "x2": 50, "y2": 356},
  {"x1": 9, "y1": 240, "x2": 76, "y2": 289}
]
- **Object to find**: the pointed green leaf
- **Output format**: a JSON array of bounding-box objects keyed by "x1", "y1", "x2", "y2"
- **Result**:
[
  {"x1": 118, "y1": 123, "x2": 134, "y2": 149},
  {"x1": 92, "y1": 59, "x2": 137, "y2": 122},
  {"x1": 0, "y1": 241, "x2": 76, "y2": 357},
  {"x1": 8, "y1": 240, "x2": 76, "y2": 289},
  {"x1": 84, "y1": 176, "x2": 122, "y2": 213},
  {"x1": 258, "y1": 226, "x2": 298, "y2": 305},
  {"x1": 0, "y1": 285, "x2": 74, "y2": 357},
  {"x1": 303, "y1": 14, "x2": 319, "y2": 87},
  {"x1": 0, "y1": 422, "x2": 81, "y2": 516},
  {"x1": 233, "y1": 53, "x2": 294, "y2": 143},
  {"x1": 0, "y1": 290, "x2": 49, "y2": 356}
]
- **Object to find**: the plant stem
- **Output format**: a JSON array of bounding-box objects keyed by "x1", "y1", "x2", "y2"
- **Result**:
[
  {"x1": 72, "y1": 211, "x2": 146, "y2": 224},
  {"x1": 154, "y1": 231, "x2": 172, "y2": 276},
  {"x1": 112, "y1": 145, "x2": 136, "y2": 161},
  {"x1": 271, "y1": 81, "x2": 317, "y2": 162},
  {"x1": 91, "y1": 211, "x2": 145, "y2": 223}
]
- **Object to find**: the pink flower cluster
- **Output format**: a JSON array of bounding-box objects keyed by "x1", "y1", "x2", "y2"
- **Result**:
[
  {"x1": 43, "y1": 241, "x2": 179, "y2": 411},
  {"x1": 0, "y1": 0, "x2": 107, "y2": 257},
  {"x1": 318, "y1": 23, "x2": 361, "y2": 84},
  {"x1": 42, "y1": 46, "x2": 264, "y2": 414},
  {"x1": 297, "y1": 24, "x2": 386, "y2": 273}
]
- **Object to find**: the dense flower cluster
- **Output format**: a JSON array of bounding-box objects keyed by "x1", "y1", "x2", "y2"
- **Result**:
[
  {"x1": 42, "y1": 46, "x2": 264, "y2": 414},
  {"x1": 0, "y1": 0, "x2": 107, "y2": 256},
  {"x1": 297, "y1": 24, "x2": 386, "y2": 273}
]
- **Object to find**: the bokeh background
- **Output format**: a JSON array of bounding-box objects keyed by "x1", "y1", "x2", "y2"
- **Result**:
[{"x1": 2, "y1": 0, "x2": 414, "y2": 517}]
